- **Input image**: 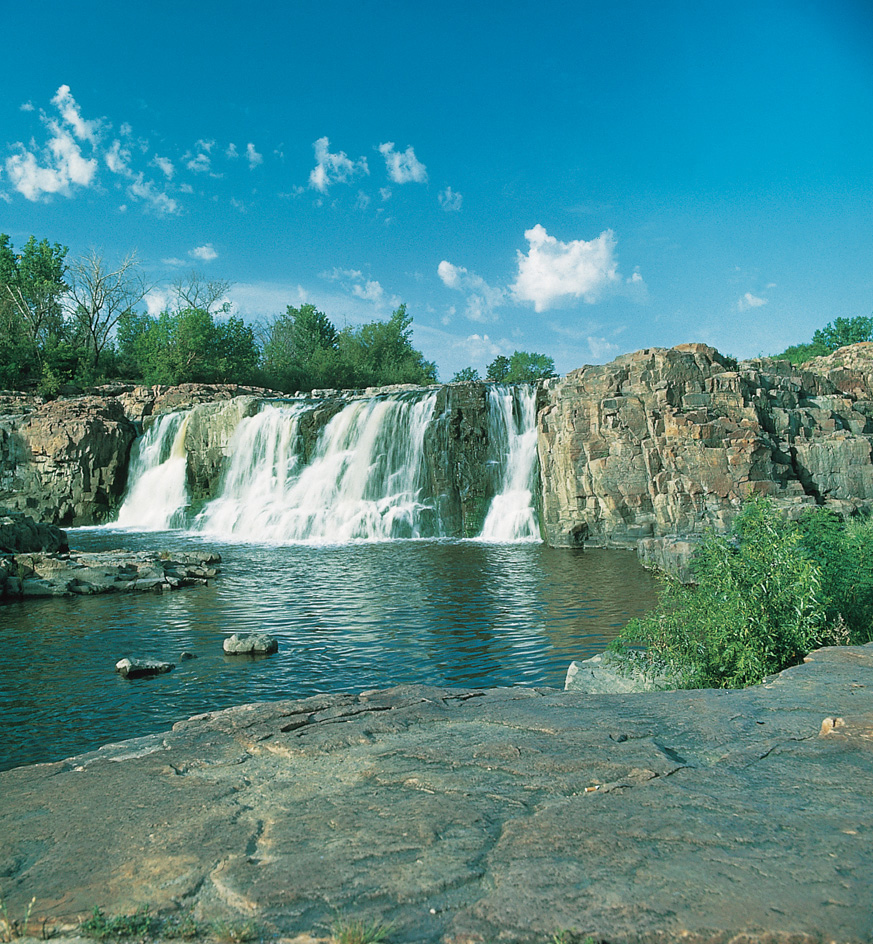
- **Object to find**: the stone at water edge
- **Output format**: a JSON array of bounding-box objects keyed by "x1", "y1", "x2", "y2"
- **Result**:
[
  {"x1": 115, "y1": 657, "x2": 175, "y2": 679},
  {"x1": 565, "y1": 649, "x2": 683, "y2": 693},
  {"x1": 223, "y1": 632, "x2": 279, "y2": 655}
]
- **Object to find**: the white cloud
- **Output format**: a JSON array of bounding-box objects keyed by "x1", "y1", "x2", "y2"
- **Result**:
[
  {"x1": 379, "y1": 187, "x2": 392, "y2": 201},
  {"x1": 151, "y1": 155, "x2": 175, "y2": 179},
  {"x1": 320, "y1": 267, "x2": 393, "y2": 307},
  {"x1": 438, "y1": 261, "x2": 506, "y2": 323},
  {"x1": 51, "y1": 85, "x2": 101, "y2": 144},
  {"x1": 737, "y1": 292, "x2": 767, "y2": 311},
  {"x1": 355, "y1": 190, "x2": 370, "y2": 210},
  {"x1": 20, "y1": 102, "x2": 34, "y2": 112},
  {"x1": 246, "y1": 142, "x2": 263, "y2": 168},
  {"x1": 226, "y1": 143, "x2": 239, "y2": 159},
  {"x1": 186, "y1": 151, "x2": 211, "y2": 173},
  {"x1": 105, "y1": 139, "x2": 131, "y2": 174},
  {"x1": 511, "y1": 225, "x2": 622, "y2": 311},
  {"x1": 189, "y1": 244, "x2": 218, "y2": 262},
  {"x1": 127, "y1": 173, "x2": 179, "y2": 215},
  {"x1": 587, "y1": 336, "x2": 620, "y2": 360},
  {"x1": 378, "y1": 142, "x2": 427, "y2": 184},
  {"x1": 144, "y1": 287, "x2": 172, "y2": 316},
  {"x1": 308, "y1": 136, "x2": 369, "y2": 192},
  {"x1": 438, "y1": 186, "x2": 462, "y2": 212}
]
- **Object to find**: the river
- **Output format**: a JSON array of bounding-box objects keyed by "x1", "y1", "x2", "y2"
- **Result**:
[{"x1": 0, "y1": 531, "x2": 658, "y2": 771}]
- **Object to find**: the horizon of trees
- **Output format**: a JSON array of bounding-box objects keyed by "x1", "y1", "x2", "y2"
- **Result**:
[{"x1": 0, "y1": 232, "x2": 559, "y2": 397}]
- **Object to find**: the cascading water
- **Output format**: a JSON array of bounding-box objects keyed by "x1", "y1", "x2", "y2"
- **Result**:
[
  {"x1": 114, "y1": 411, "x2": 191, "y2": 530},
  {"x1": 194, "y1": 392, "x2": 439, "y2": 542},
  {"x1": 113, "y1": 384, "x2": 542, "y2": 543},
  {"x1": 478, "y1": 384, "x2": 541, "y2": 542}
]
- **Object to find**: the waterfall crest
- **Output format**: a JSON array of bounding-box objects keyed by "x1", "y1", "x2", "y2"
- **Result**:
[
  {"x1": 478, "y1": 385, "x2": 540, "y2": 542},
  {"x1": 115, "y1": 411, "x2": 191, "y2": 530},
  {"x1": 113, "y1": 385, "x2": 542, "y2": 543}
]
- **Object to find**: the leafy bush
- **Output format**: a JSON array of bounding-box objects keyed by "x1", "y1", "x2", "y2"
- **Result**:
[{"x1": 612, "y1": 496, "x2": 871, "y2": 688}]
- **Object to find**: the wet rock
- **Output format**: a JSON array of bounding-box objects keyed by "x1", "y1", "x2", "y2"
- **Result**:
[
  {"x1": 1, "y1": 644, "x2": 871, "y2": 943},
  {"x1": 0, "y1": 510, "x2": 68, "y2": 553},
  {"x1": 1, "y1": 549, "x2": 220, "y2": 600},
  {"x1": 115, "y1": 657, "x2": 175, "y2": 679},
  {"x1": 223, "y1": 632, "x2": 279, "y2": 655}
]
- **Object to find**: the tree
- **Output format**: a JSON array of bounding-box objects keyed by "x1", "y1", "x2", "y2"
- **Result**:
[
  {"x1": 450, "y1": 366, "x2": 480, "y2": 383},
  {"x1": 338, "y1": 304, "x2": 438, "y2": 387},
  {"x1": 487, "y1": 351, "x2": 555, "y2": 383},
  {"x1": 486, "y1": 355, "x2": 510, "y2": 382},
  {"x1": 0, "y1": 234, "x2": 68, "y2": 376},
  {"x1": 172, "y1": 270, "x2": 233, "y2": 316},
  {"x1": 67, "y1": 249, "x2": 149, "y2": 371},
  {"x1": 260, "y1": 304, "x2": 341, "y2": 392},
  {"x1": 812, "y1": 315, "x2": 873, "y2": 352},
  {"x1": 505, "y1": 350, "x2": 556, "y2": 382},
  {"x1": 776, "y1": 315, "x2": 873, "y2": 365}
]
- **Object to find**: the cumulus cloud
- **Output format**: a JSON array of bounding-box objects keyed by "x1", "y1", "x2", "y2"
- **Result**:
[
  {"x1": 189, "y1": 244, "x2": 218, "y2": 262},
  {"x1": 127, "y1": 173, "x2": 179, "y2": 214},
  {"x1": 438, "y1": 186, "x2": 462, "y2": 211},
  {"x1": 246, "y1": 142, "x2": 263, "y2": 168},
  {"x1": 737, "y1": 292, "x2": 767, "y2": 311},
  {"x1": 5, "y1": 85, "x2": 101, "y2": 201},
  {"x1": 226, "y1": 143, "x2": 239, "y2": 159},
  {"x1": 438, "y1": 261, "x2": 506, "y2": 323},
  {"x1": 511, "y1": 225, "x2": 622, "y2": 312},
  {"x1": 309, "y1": 136, "x2": 369, "y2": 192},
  {"x1": 104, "y1": 139, "x2": 131, "y2": 175},
  {"x1": 587, "y1": 336, "x2": 621, "y2": 360},
  {"x1": 378, "y1": 142, "x2": 427, "y2": 184},
  {"x1": 321, "y1": 267, "x2": 392, "y2": 306}
]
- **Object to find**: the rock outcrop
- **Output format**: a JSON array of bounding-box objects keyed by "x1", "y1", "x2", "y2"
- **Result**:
[
  {"x1": 0, "y1": 396, "x2": 137, "y2": 525},
  {"x1": 1, "y1": 644, "x2": 871, "y2": 943},
  {"x1": 0, "y1": 510, "x2": 68, "y2": 553},
  {"x1": 0, "y1": 549, "x2": 220, "y2": 600},
  {"x1": 538, "y1": 343, "x2": 873, "y2": 546}
]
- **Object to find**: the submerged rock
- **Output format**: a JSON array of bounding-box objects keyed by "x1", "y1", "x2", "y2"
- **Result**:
[
  {"x1": 223, "y1": 632, "x2": 279, "y2": 655},
  {"x1": 115, "y1": 657, "x2": 175, "y2": 679}
]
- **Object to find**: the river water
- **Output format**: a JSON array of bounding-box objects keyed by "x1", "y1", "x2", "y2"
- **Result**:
[{"x1": 0, "y1": 530, "x2": 658, "y2": 771}]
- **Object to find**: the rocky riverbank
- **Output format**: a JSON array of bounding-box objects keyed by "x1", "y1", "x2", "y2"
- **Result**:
[{"x1": 1, "y1": 643, "x2": 871, "y2": 943}]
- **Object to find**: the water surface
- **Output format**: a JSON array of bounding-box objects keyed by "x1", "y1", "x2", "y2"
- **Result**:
[{"x1": 0, "y1": 530, "x2": 658, "y2": 770}]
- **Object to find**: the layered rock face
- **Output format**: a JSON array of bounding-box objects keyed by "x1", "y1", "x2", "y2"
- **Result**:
[
  {"x1": 538, "y1": 343, "x2": 873, "y2": 546},
  {"x1": 0, "y1": 397, "x2": 137, "y2": 526}
]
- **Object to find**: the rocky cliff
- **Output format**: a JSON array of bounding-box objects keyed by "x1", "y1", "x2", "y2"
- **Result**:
[
  {"x1": 5, "y1": 344, "x2": 873, "y2": 541},
  {"x1": 538, "y1": 343, "x2": 873, "y2": 546}
]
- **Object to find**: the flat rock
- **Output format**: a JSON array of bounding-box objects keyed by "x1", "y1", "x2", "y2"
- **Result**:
[
  {"x1": 223, "y1": 632, "x2": 279, "y2": 655},
  {"x1": 115, "y1": 658, "x2": 175, "y2": 679},
  {"x1": 1, "y1": 549, "x2": 220, "y2": 600},
  {"x1": 1, "y1": 644, "x2": 872, "y2": 944}
]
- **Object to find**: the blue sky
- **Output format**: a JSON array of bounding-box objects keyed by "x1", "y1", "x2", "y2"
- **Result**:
[{"x1": 2, "y1": 0, "x2": 871, "y2": 379}]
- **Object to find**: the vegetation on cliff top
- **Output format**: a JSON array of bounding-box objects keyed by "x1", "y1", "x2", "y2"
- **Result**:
[
  {"x1": 612, "y1": 496, "x2": 873, "y2": 688},
  {"x1": 774, "y1": 314, "x2": 873, "y2": 365},
  {"x1": 0, "y1": 233, "x2": 557, "y2": 396}
]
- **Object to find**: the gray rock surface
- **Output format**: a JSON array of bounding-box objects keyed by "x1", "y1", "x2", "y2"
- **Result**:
[
  {"x1": 0, "y1": 510, "x2": 68, "y2": 553},
  {"x1": 1, "y1": 644, "x2": 871, "y2": 943},
  {"x1": 0, "y1": 549, "x2": 220, "y2": 599},
  {"x1": 564, "y1": 650, "x2": 682, "y2": 693},
  {"x1": 115, "y1": 657, "x2": 175, "y2": 679},
  {"x1": 222, "y1": 632, "x2": 279, "y2": 655}
]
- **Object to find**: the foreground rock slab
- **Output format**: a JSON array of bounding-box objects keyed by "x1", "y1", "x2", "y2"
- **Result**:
[
  {"x1": 0, "y1": 549, "x2": 220, "y2": 599},
  {"x1": 1, "y1": 645, "x2": 871, "y2": 944}
]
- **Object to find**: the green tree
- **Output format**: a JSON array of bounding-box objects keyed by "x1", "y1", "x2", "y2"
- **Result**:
[
  {"x1": 776, "y1": 315, "x2": 873, "y2": 365},
  {"x1": 0, "y1": 234, "x2": 69, "y2": 380},
  {"x1": 450, "y1": 366, "x2": 481, "y2": 383},
  {"x1": 505, "y1": 350, "x2": 556, "y2": 382},
  {"x1": 337, "y1": 304, "x2": 438, "y2": 387},
  {"x1": 260, "y1": 303, "x2": 341, "y2": 391},
  {"x1": 486, "y1": 355, "x2": 510, "y2": 382}
]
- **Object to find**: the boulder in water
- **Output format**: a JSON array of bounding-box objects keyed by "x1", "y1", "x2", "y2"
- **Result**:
[
  {"x1": 223, "y1": 632, "x2": 279, "y2": 655},
  {"x1": 115, "y1": 657, "x2": 175, "y2": 679}
]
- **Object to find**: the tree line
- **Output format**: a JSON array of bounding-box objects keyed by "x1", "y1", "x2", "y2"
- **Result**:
[{"x1": 0, "y1": 233, "x2": 557, "y2": 396}]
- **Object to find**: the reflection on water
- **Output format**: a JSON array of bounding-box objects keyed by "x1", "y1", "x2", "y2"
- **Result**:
[{"x1": 0, "y1": 530, "x2": 658, "y2": 770}]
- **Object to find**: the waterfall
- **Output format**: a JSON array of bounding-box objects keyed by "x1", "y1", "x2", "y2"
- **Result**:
[
  {"x1": 113, "y1": 385, "x2": 542, "y2": 543},
  {"x1": 478, "y1": 385, "x2": 541, "y2": 542},
  {"x1": 194, "y1": 392, "x2": 440, "y2": 542},
  {"x1": 115, "y1": 411, "x2": 191, "y2": 530}
]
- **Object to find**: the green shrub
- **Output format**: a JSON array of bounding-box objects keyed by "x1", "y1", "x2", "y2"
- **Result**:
[{"x1": 612, "y1": 496, "x2": 837, "y2": 688}]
